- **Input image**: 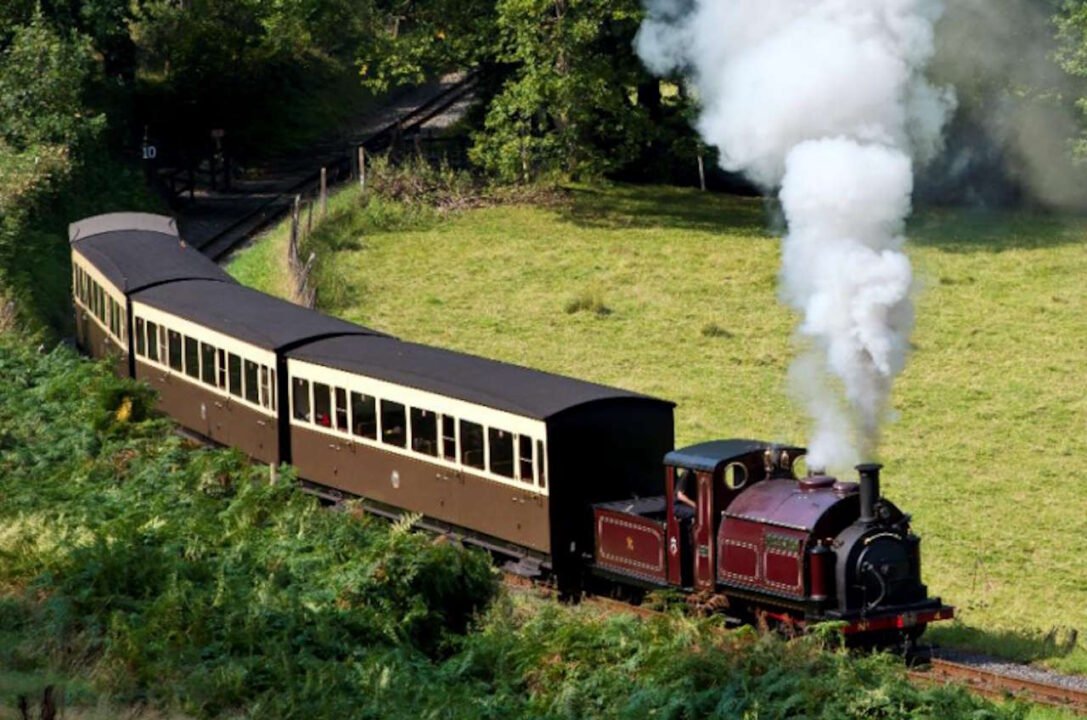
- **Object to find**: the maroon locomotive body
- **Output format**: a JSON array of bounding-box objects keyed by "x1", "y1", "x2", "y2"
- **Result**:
[{"x1": 592, "y1": 440, "x2": 953, "y2": 638}]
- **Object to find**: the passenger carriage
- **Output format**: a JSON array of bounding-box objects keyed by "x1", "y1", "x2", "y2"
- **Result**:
[
  {"x1": 128, "y1": 279, "x2": 378, "y2": 463},
  {"x1": 285, "y1": 335, "x2": 674, "y2": 584},
  {"x1": 69, "y1": 213, "x2": 234, "y2": 376}
]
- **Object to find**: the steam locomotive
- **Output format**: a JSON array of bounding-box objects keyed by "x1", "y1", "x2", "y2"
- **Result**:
[{"x1": 69, "y1": 212, "x2": 953, "y2": 641}]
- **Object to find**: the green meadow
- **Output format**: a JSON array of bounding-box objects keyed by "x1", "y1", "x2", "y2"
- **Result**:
[{"x1": 230, "y1": 182, "x2": 1087, "y2": 672}]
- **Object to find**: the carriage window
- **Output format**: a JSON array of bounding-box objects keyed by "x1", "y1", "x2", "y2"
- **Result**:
[
  {"x1": 260, "y1": 366, "x2": 272, "y2": 409},
  {"x1": 244, "y1": 360, "x2": 260, "y2": 404},
  {"x1": 228, "y1": 353, "x2": 242, "y2": 397},
  {"x1": 108, "y1": 298, "x2": 116, "y2": 336},
  {"x1": 489, "y1": 428, "x2": 514, "y2": 478},
  {"x1": 411, "y1": 408, "x2": 438, "y2": 456},
  {"x1": 519, "y1": 436, "x2": 534, "y2": 483},
  {"x1": 351, "y1": 392, "x2": 376, "y2": 438},
  {"x1": 217, "y1": 349, "x2": 226, "y2": 389},
  {"x1": 311, "y1": 382, "x2": 331, "y2": 427},
  {"x1": 381, "y1": 400, "x2": 406, "y2": 447},
  {"x1": 145, "y1": 321, "x2": 158, "y2": 361},
  {"x1": 167, "y1": 330, "x2": 183, "y2": 371},
  {"x1": 135, "y1": 318, "x2": 146, "y2": 356},
  {"x1": 460, "y1": 420, "x2": 485, "y2": 470},
  {"x1": 184, "y1": 336, "x2": 200, "y2": 379},
  {"x1": 269, "y1": 368, "x2": 276, "y2": 411},
  {"x1": 293, "y1": 378, "x2": 310, "y2": 421},
  {"x1": 334, "y1": 387, "x2": 348, "y2": 431},
  {"x1": 120, "y1": 307, "x2": 126, "y2": 341},
  {"x1": 441, "y1": 416, "x2": 456, "y2": 461},
  {"x1": 201, "y1": 343, "x2": 216, "y2": 386},
  {"x1": 538, "y1": 440, "x2": 547, "y2": 489}
]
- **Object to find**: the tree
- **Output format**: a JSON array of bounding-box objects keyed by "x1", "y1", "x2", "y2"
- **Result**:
[
  {"x1": 469, "y1": 0, "x2": 655, "y2": 181},
  {"x1": 0, "y1": 13, "x2": 102, "y2": 151}
]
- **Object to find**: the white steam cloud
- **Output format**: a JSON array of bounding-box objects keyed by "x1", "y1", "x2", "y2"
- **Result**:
[{"x1": 637, "y1": 0, "x2": 955, "y2": 469}]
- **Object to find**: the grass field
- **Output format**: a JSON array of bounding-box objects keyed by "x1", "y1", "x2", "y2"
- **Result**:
[{"x1": 229, "y1": 182, "x2": 1087, "y2": 672}]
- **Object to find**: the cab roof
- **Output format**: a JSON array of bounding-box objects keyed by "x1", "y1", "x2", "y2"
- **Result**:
[{"x1": 665, "y1": 439, "x2": 804, "y2": 473}]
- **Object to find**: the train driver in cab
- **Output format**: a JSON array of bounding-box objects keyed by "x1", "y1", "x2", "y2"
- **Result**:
[{"x1": 674, "y1": 467, "x2": 697, "y2": 520}]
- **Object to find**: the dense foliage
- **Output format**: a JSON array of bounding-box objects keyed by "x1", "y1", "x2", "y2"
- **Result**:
[
  {"x1": 0, "y1": 338, "x2": 498, "y2": 716},
  {"x1": 0, "y1": 328, "x2": 1025, "y2": 718}
]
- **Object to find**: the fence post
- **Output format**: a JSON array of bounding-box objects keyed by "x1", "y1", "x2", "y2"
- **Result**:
[
  {"x1": 290, "y1": 194, "x2": 301, "y2": 259},
  {"x1": 358, "y1": 146, "x2": 366, "y2": 190},
  {"x1": 697, "y1": 154, "x2": 706, "y2": 192},
  {"x1": 320, "y1": 167, "x2": 328, "y2": 219}
]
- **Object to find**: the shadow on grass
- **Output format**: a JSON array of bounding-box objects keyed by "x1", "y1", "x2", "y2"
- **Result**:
[
  {"x1": 558, "y1": 184, "x2": 773, "y2": 235},
  {"x1": 928, "y1": 621, "x2": 1086, "y2": 673},
  {"x1": 909, "y1": 205, "x2": 1087, "y2": 253}
]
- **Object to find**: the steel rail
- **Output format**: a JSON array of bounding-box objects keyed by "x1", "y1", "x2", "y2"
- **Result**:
[
  {"x1": 909, "y1": 657, "x2": 1087, "y2": 714},
  {"x1": 198, "y1": 73, "x2": 478, "y2": 263}
]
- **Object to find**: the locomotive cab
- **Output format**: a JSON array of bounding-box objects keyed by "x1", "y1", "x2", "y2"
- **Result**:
[{"x1": 590, "y1": 439, "x2": 802, "y2": 590}]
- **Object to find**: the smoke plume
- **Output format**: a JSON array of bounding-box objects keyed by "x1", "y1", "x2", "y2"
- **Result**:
[{"x1": 637, "y1": 0, "x2": 955, "y2": 469}]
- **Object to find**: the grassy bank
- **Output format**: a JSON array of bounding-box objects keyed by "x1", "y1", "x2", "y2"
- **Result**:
[{"x1": 230, "y1": 182, "x2": 1087, "y2": 672}]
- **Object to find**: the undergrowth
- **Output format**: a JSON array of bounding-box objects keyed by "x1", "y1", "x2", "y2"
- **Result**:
[
  {"x1": 0, "y1": 337, "x2": 497, "y2": 716},
  {"x1": 0, "y1": 336, "x2": 1025, "y2": 718}
]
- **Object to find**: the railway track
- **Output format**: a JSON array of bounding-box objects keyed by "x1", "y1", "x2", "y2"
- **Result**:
[
  {"x1": 192, "y1": 73, "x2": 478, "y2": 262},
  {"x1": 911, "y1": 656, "x2": 1087, "y2": 713}
]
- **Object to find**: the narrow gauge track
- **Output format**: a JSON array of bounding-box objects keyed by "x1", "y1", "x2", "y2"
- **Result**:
[
  {"x1": 199, "y1": 73, "x2": 477, "y2": 262},
  {"x1": 910, "y1": 657, "x2": 1087, "y2": 714}
]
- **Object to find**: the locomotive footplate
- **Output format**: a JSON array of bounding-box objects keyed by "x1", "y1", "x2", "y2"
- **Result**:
[{"x1": 828, "y1": 602, "x2": 955, "y2": 635}]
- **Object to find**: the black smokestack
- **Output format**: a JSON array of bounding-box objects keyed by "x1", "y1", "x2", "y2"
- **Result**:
[{"x1": 857, "y1": 463, "x2": 882, "y2": 523}]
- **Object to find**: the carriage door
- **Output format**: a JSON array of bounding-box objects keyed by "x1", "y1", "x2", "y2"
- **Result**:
[{"x1": 693, "y1": 470, "x2": 716, "y2": 590}]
